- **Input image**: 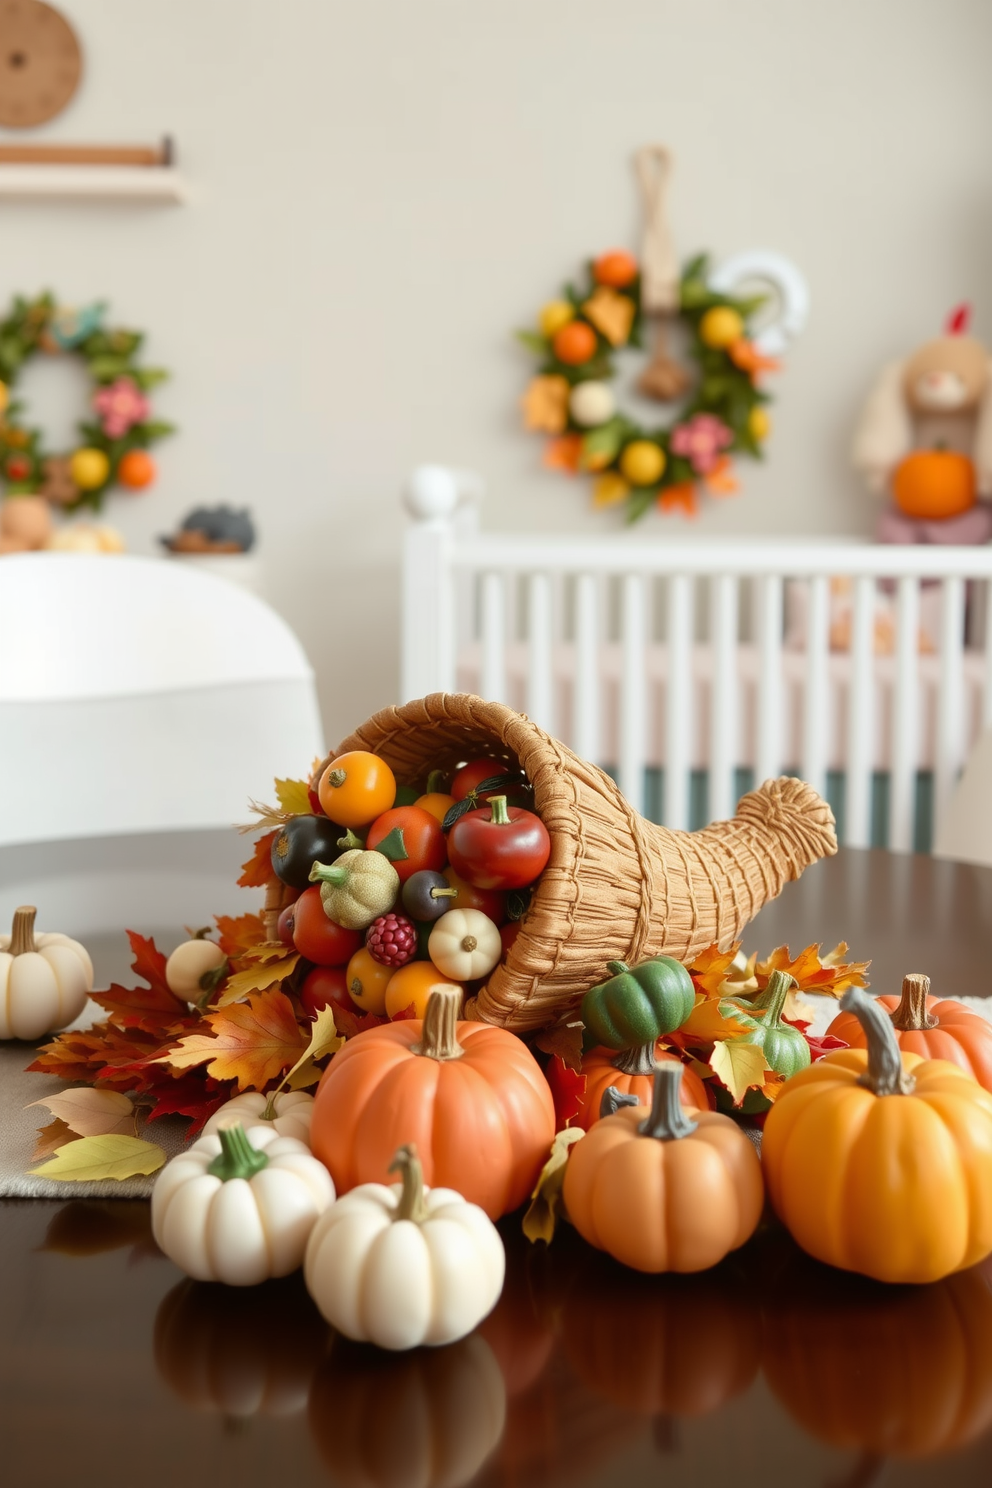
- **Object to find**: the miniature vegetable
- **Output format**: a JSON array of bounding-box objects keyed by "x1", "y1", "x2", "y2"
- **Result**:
[
  {"x1": 731, "y1": 968, "x2": 810, "y2": 1080},
  {"x1": 384, "y1": 964, "x2": 462, "y2": 1020},
  {"x1": 151, "y1": 1122, "x2": 334, "y2": 1285},
  {"x1": 202, "y1": 1090, "x2": 315, "y2": 1146},
  {"x1": 304, "y1": 1143, "x2": 505, "y2": 1349},
  {"x1": 401, "y1": 868, "x2": 458, "y2": 922},
  {"x1": 291, "y1": 885, "x2": 363, "y2": 965},
  {"x1": 345, "y1": 947, "x2": 393, "y2": 1015},
  {"x1": 763, "y1": 985, "x2": 992, "y2": 1283},
  {"x1": 270, "y1": 814, "x2": 345, "y2": 889},
  {"x1": 365, "y1": 805, "x2": 446, "y2": 883},
  {"x1": 309, "y1": 850, "x2": 400, "y2": 931},
  {"x1": 581, "y1": 954, "x2": 696, "y2": 1050},
  {"x1": 562, "y1": 1064, "x2": 763, "y2": 1272},
  {"x1": 0, "y1": 905, "x2": 93, "y2": 1040},
  {"x1": 576, "y1": 1042, "x2": 711, "y2": 1129},
  {"x1": 300, "y1": 965, "x2": 357, "y2": 1019},
  {"x1": 428, "y1": 908, "x2": 502, "y2": 981},
  {"x1": 447, "y1": 796, "x2": 551, "y2": 891},
  {"x1": 164, "y1": 936, "x2": 227, "y2": 998},
  {"x1": 317, "y1": 750, "x2": 396, "y2": 828},
  {"x1": 310, "y1": 984, "x2": 555, "y2": 1219},
  {"x1": 827, "y1": 972, "x2": 992, "y2": 1093}
]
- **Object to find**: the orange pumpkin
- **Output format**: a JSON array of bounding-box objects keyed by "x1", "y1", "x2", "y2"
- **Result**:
[
  {"x1": 892, "y1": 447, "x2": 976, "y2": 519},
  {"x1": 827, "y1": 972, "x2": 992, "y2": 1093},
  {"x1": 562, "y1": 1065, "x2": 763, "y2": 1273},
  {"x1": 576, "y1": 1041, "x2": 711, "y2": 1129},
  {"x1": 310, "y1": 983, "x2": 555, "y2": 1219}
]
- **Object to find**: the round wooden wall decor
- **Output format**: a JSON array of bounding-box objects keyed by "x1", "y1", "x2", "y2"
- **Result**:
[{"x1": 0, "y1": 0, "x2": 82, "y2": 128}]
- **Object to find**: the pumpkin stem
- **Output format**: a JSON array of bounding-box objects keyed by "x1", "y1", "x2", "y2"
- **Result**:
[
  {"x1": 309, "y1": 860, "x2": 348, "y2": 887},
  {"x1": 752, "y1": 968, "x2": 795, "y2": 1023},
  {"x1": 488, "y1": 795, "x2": 511, "y2": 826},
  {"x1": 611, "y1": 1041, "x2": 658, "y2": 1076},
  {"x1": 600, "y1": 1084, "x2": 641, "y2": 1118},
  {"x1": 414, "y1": 984, "x2": 465, "y2": 1061},
  {"x1": 9, "y1": 905, "x2": 37, "y2": 956},
  {"x1": 637, "y1": 1065, "x2": 698, "y2": 1141},
  {"x1": 605, "y1": 960, "x2": 630, "y2": 977},
  {"x1": 840, "y1": 987, "x2": 916, "y2": 1096},
  {"x1": 207, "y1": 1122, "x2": 270, "y2": 1182},
  {"x1": 390, "y1": 1143, "x2": 429, "y2": 1223},
  {"x1": 890, "y1": 973, "x2": 937, "y2": 1032}
]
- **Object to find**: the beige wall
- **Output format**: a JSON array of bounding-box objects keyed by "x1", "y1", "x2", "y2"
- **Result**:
[{"x1": 4, "y1": 0, "x2": 991, "y2": 744}]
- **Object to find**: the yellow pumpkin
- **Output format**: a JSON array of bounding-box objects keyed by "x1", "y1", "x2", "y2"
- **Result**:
[{"x1": 763, "y1": 985, "x2": 992, "y2": 1284}]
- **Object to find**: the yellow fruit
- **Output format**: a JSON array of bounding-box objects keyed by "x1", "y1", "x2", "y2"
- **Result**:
[
  {"x1": 70, "y1": 447, "x2": 110, "y2": 491},
  {"x1": 749, "y1": 406, "x2": 771, "y2": 441},
  {"x1": 539, "y1": 300, "x2": 575, "y2": 337},
  {"x1": 593, "y1": 472, "x2": 631, "y2": 507},
  {"x1": 619, "y1": 440, "x2": 666, "y2": 487},
  {"x1": 700, "y1": 307, "x2": 745, "y2": 349}
]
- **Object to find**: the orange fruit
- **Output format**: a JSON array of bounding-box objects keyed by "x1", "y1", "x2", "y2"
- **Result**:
[
  {"x1": 552, "y1": 320, "x2": 597, "y2": 366},
  {"x1": 117, "y1": 450, "x2": 157, "y2": 489},
  {"x1": 346, "y1": 948, "x2": 393, "y2": 1016},
  {"x1": 414, "y1": 791, "x2": 455, "y2": 823},
  {"x1": 593, "y1": 250, "x2": 638, "y2": 289},
  {"x1": 385, "y1": 961, "x2": 463, "y2": 1020},
  {"x1": 892, "y1": 450, "x2": 976, "y2": 521},
  {"x1": 318, "y1": 750, "x2": 396, "y2": 828}
]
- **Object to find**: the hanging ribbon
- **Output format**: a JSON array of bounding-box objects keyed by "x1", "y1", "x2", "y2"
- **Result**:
[{"x1": 635, "y1": 144, "x2": 680, "y2": 315}]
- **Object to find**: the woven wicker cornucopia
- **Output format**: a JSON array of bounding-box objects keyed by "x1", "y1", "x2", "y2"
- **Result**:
[{"x1": 323, "y1": 693, "x2": 837, "y2": 1033}]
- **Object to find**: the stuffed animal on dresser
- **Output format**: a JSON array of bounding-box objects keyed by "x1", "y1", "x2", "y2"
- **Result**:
[{"x1": 852, "y1": 305, "x2": 992, "y2": 545}]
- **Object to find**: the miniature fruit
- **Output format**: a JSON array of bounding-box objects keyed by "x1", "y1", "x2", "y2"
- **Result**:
[
  {"x1": 270, "y1": 815, "x2": 345, "y2": 889},
  {"x1": 563, "y1": 1064, "x2": 763, "y2": 1272},
  {"x1": 365, "y1": 912, "x2": 418, "y2": 969},
  {"x1": 117, "y1": 450, "x2": 156, "y2": 489},
  {"x1": 619, "y1": 440, "x2": 665, "y2": 486},
  {"x1": 318, "y1": 751, "x2": 396, "y2": 828},
  {"x1": 300, "y1": 965, "x2": 357, "y2": 1019},
  {"x1": 305, "y1": 1144, "x2": 505, "y2": 1349},
  {"x1": 552, "y1": 321, "x2": 597, "y2": 366},
  {"x1": 291, "y1": 886, "x2": 362, "y2": 966},
  {"x1": 203, "y1": 1090, "x2": 314, "y2": 1146},
  {"x1": 384, "y1": 963, "x2": 462, "y2": 1020},
  {"x1": 277, "y1": 904, "x2": 296, "y2": 947},
  {"x1": 0, "y1": 905, "x2": 93, "y2": 1040},
  {"x1": 447, "y1": 796, "x2": 551, "y2": 891},
  {"x1": 414, "y1": 791, "x2": 456, "y2": 823},
  {"x1": 164, "y1": 936, "x2": 227, "y2": 998},
  {"x1": 365, "y1": 805, "x2": 446, "y2": 884},
  {"x1": 441, "y1": 867, "x2": 506, "y2": 924},
  {"x1": 539, "y1": 300, "x2": 575, "y2": 337},
  {"x1": 309, "y1": 851, "x2": 400, "y2": 931},
  {"x1": 428, "y1": 908, "x2": 502, "y2": 981},
  {"x1": 69, "y1": 447, "x2": 110, "y2": 490},
  {"x1": 827, "y1": 973, "x2": 992, "y2": 1093},
  {"x1": 576, "y1": 1042, "x2": 711, "y2": 1129},
  {"x1": 401, "y1": 868, "x2": 458, "y2": 922},
  {"x1": 700, "y1": 307, "x2": 744, "y2": 349},
  {"x1": 892, "y1": 449, "x2": 976, "y2": 520},
  {"x1": 569, "y1": 380, "x2": 616, "y2": 428},
  {"x1": 748, "y1": 406, "x2": 771, "y2": 441},
  {"x1": 451, "y1": 759, "x2": 512, "y2": 802},
  {"x1": 581, "y1": 955, "x2": 695, "y2": 1050},
  {"x1": 345, "y1": 947, "x2": 393, "y2": 1015},
  {"x1": 593, "y1": 250, "x2": 638, "y2": 288}
]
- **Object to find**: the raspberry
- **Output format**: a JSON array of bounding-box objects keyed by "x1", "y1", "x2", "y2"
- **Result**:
[{"x1": 366, "y1": 912, "x2": 418, "y2": 968}]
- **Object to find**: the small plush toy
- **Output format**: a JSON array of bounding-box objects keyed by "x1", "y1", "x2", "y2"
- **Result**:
[{"x1": 852, "y1": 305, "x2": 992, "y2": 544}]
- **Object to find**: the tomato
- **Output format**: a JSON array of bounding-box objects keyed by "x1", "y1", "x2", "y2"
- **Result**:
[
  {"x1": 385, "y1": 961, "x2": 462, "y2": 1021},
  {"x1": 365, "y1": 806, "x2": 446, "y2": 884},
  {"x1": 300, "y1": 965, "x2": 357, "y2": 1019},
  {"x1": 291, "y1": 886, "x2": 363, "y2": 966},
  {"x1": 442, "y1": 867, "x2": 506, "y2": 925},
  {"x1": 451, "y1": 759, "x2": 510, "y2": 802},
  {"x1": 414, "y1": 791, "x2": 456, "y2": 823},
  {"x1": 500, "y1": 921, "x2": 522, "y2": 958},
  {"x1": 345, "y1": 947, "x2": 393, "y2": 1015},
  {"x1": 318, "y1": 751, "x2": 396, "y2": 828},
  {"x1": 447, "y1": 795, "x2": 551, "y2": 891},
  {"x1": 277, "y1": 904, "x2": 297, "y2": 947}
]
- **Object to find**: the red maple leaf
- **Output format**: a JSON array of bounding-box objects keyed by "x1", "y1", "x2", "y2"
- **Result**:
[
  {"x1": 333, "y1": 1007, "x2": 387, "y2": 1039},
  {"x1": 142, "y1": 1074, "x2": 233, "y2": 1135},
  {"x1": 545, "y1": 1054, "x2": 587, "y2": 1132},
  {"x1": 90, "y1": 931, "x2": 190, "y2": 1035}
]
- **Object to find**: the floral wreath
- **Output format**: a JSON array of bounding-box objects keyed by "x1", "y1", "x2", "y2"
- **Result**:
[
  {"x1": 0, "y1": 292, "x2": 174, "y2": 512},
  {"x1": 518, "y1": 147, "x2": 784, "y2": 523}
]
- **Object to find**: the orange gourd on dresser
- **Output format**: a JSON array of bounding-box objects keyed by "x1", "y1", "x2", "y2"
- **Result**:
[
  {"x1": 827, "y1": 972, "x2": 992, "y2": 1093},
  {"x1": 575, "y1": 1041, "x2": 711, "y2": 1130},
  {"x1": 310, "y1": 984, "x2": 555, "y2": 1220},
  {"x1": 892, "y1": 448, "x2": 976, "y2": 520}
]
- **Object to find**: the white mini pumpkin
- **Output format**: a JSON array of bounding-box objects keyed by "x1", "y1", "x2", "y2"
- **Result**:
[
  {"x1": 202, "y1": 1090, "x2": 314, "y2": 1146},
  {"x1": 0, "y1": 905, "x2": 93, "y2": 1040},
  {"x1": 165, "y1": 937, "x2": 228, "y2": 998},
  {"x1": 152, "y1": 1122, "x2": 335, "y2": 1286},
  {"x1": 428, "y1": 907, "x2": 502, "y2": 982},
  {"x1": 304, "y1": 1144, "x2": 505, "y2": 1350}
]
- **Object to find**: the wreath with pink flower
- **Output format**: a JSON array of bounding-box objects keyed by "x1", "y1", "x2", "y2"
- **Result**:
[
  {"x1": 518, "y1": 250, "x2": 778, "y2": 523},
  {"x1": 0, "y1": 291, "x2": 174, "y2": 512}
]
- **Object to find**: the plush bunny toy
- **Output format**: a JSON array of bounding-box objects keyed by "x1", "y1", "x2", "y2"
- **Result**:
[{"x1": 852, "y1": 305, "x2": 992, "y2": 545}]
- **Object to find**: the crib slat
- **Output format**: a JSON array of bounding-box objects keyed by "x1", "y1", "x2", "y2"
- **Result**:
[
  {"x1": 801, "y1": 575, "x2": 830, "y2": 801},
  {"x1": 845, "y1": 575, "x2": 876, "y2": 848},
  {"x1": 755, "y1": 574, "x2": 783, "y2": 785},
  {"x1": 526, "y1": 572, "x2": 555, "y2": 734},
  {"x1": 619, "y1": 574, "x2": 647, "y2": 812},
  {"x1": 709, "y1": 574, "x2": 738, "y2": 823},
  {"x1": 480, "y1": 572, "x2": 506, "y2": 704},
  {"x1": 935, "y1": 575, "x2": 965, "y2": 839},
  {"x1": 665, "y1": 573, "x2": 693, "y2": 830},
  {"x1": 890, "y1": 575, "x2": 919, "y2": 853},
  {"x1": 573, "y1": 573, "x2": 599, "y2": 764}
]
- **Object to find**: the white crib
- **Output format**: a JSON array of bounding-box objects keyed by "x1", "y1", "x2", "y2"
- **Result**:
[{"x1": 400, "y1": 467, "x2": 992, "y2": 854}]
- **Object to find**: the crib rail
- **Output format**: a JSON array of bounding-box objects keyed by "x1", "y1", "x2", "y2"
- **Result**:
[{"x1": 401, "y1": 468, "x2": 992, "y2": 853}]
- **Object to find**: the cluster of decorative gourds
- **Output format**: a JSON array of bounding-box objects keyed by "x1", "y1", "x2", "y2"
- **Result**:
[{"x1": 268, "y1": 749, "x2": 551, "y2": 1021}]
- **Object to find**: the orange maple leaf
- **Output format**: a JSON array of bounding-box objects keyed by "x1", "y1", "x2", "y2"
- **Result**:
[
  {"x1": 237, "y1": 831, "x2": 277, "y2": 888},
  {"x1": 755, "y1": 943, "x2": 870, "y2": 999},
  {"x1": 688, "y1": 943, "x2": 743, "y2": 1000},
  {"x1": 215, "y1": 913, "x2": 267, "y2": 959},
  {"x1": 157, "y1": 990, "x2": 305, "y2": 1091},
  {"x1": 728, "y1": 338, "x2": 780, "y2": 378}
]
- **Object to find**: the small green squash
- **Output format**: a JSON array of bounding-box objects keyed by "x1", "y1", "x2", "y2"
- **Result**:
[{"x1": 581, "y1": 955, "x2": 696, "y2": 1050}]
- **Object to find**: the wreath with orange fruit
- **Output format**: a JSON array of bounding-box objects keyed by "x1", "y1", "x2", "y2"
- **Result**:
[{"x1": 518, "y1": 249, "x2": 777, "y2": 522}]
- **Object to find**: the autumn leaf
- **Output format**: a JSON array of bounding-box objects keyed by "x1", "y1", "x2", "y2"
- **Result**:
[
  {"x1": 28, "y1": 1134, "x2": 166, "y2": 1182},
  {"x1": 158, "y1": 990, "x2": 305, "y2": 1091},
  {"x1": 90, "y1": 931, "x2": 190, "y2": 1033},
  {"x1": 545, "y1": 1054, "x2": 587, "y2": 1131},
  {"x1": 28, "y1": 1088, "x2": 135, "y2": 1138},
  {"x1": 32, "y1": 1118, "x2": 73, "y2": 1161},
  {"x1": 534, "y1": 1021, "x2": 584, "y2": 1073},
  {"x1": 276, "y1": 1006, "x2": 344, "y2": 1093},
  {"x1": 274, "y1": 778, "x2": 311, "y2": 815},
  {"x1": 523, "y1": 1128, "x2": 585, "y2": 1245},
  {"x1": 755, "y1": 943, "x2": 870, "y2": 999},
  {"x1": 214, "y1": 951, "x2": 299, "y2": 1007},
  {"x1": 708, "y1": 1040, "x2": 772, "y2": 1106},
  {"x1": 675, "y1": 997, "x2": 754, "y2": 1045},
  {"x1": 126, "y1": 931, "x2": 173, "y2": 995},
  {"x1": 801, "y1": 1029, "x2": 849, "y2": 1062},
  {"x1": 390, "y1": 1002, "x2": 418, "y2": 1022},
  {"x1": 688, "y1": 942, "x2": 743, "y2": 999},
  {"x1": 142, "y1": 1076, "x2": 231, "y2": 1135},
  {"x1": 334, "y1": 1007, "x2": 387, "y2": 1039},
  {"x1": 215, "y1": 913, "x2": 267, "y2": 959},
  {"x1": 237, "y1": 831, "x2": 278, "y2": 888}
]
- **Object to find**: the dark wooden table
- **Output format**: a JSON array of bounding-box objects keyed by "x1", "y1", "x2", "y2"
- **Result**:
[{"x1": 2, "y1": 837, "x2": 992, "y2": 1488}]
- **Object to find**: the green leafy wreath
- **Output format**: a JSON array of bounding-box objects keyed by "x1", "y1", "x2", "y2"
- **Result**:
[
  {"x1": 0, "y1": 292, "x2": 175, "y2": 512},
  {"x1": 518, "y1": 250, "x2": 779, "y2": 523}
]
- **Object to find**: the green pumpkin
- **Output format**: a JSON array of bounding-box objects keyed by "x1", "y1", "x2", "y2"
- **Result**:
[
  {"x1": 581, "y1": 955, "x2": 696, "y2": 1050},
  {"x1": 728, "y1": 969, "x2": 811, "y2": 1082}
]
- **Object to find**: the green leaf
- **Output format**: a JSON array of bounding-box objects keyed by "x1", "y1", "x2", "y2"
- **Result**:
[
  {"x1": 138, "y1": 420, "x2": 176, "y2": 440},
  {"x1": 625, "y1": 487, "x2": 657, "y2": 524},
  {"x1": 28, "y1": 1134, "x2": 166, "y2": 1183},
  {"x1": 373, "y1": 826, "x2": 408, "y2": 862},
  {"x1": 86, "y1": 355, "x2": 130, "y2": 381},
  {"x1": 580, "y1": 417, "x2": 625, "y2": 467},
  {"x1": 131, "y1": 366, "x2": 170, "y2": 390}
]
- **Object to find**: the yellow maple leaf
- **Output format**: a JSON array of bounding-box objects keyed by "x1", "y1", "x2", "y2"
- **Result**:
[
  {"x1": 274, "y1": 778, "x2": 311, "y2": 816},
  {"x1": 708, "y1": 1039, "x2": 772, "y2": 1105},
  {"x1": 688, "y1": 943, "x2": 743, "y2": 999},
  {"x1": 158, "y1": 990, "x2": 305, "y2": 1092},
  {"x1": 678, "y1": 996, "x2": 753, "y2": 1043},
  {"x1": 28, "y1": 1134, "x2": 165, "y2": 1182},
  {"x1": 755, "y1": 942, "x2": 870, "y2": 999},
  {"x1": 581, "y1": 286, "x2": 634, "y2": 346},
  {"x1": 523, "y1": 1128, "x2": 585, "y2": 1245},
  {"x1": 277, "y1": 1005, "x2": 344, "y2": 1093},
  {"x1": 214, "y1": 951, "x2": 300, "y2": 1007}
]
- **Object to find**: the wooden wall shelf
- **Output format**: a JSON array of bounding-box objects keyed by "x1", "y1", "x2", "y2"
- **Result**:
[{"x1": 0, "y1": 163, "x2": 186, "y2": 201}]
